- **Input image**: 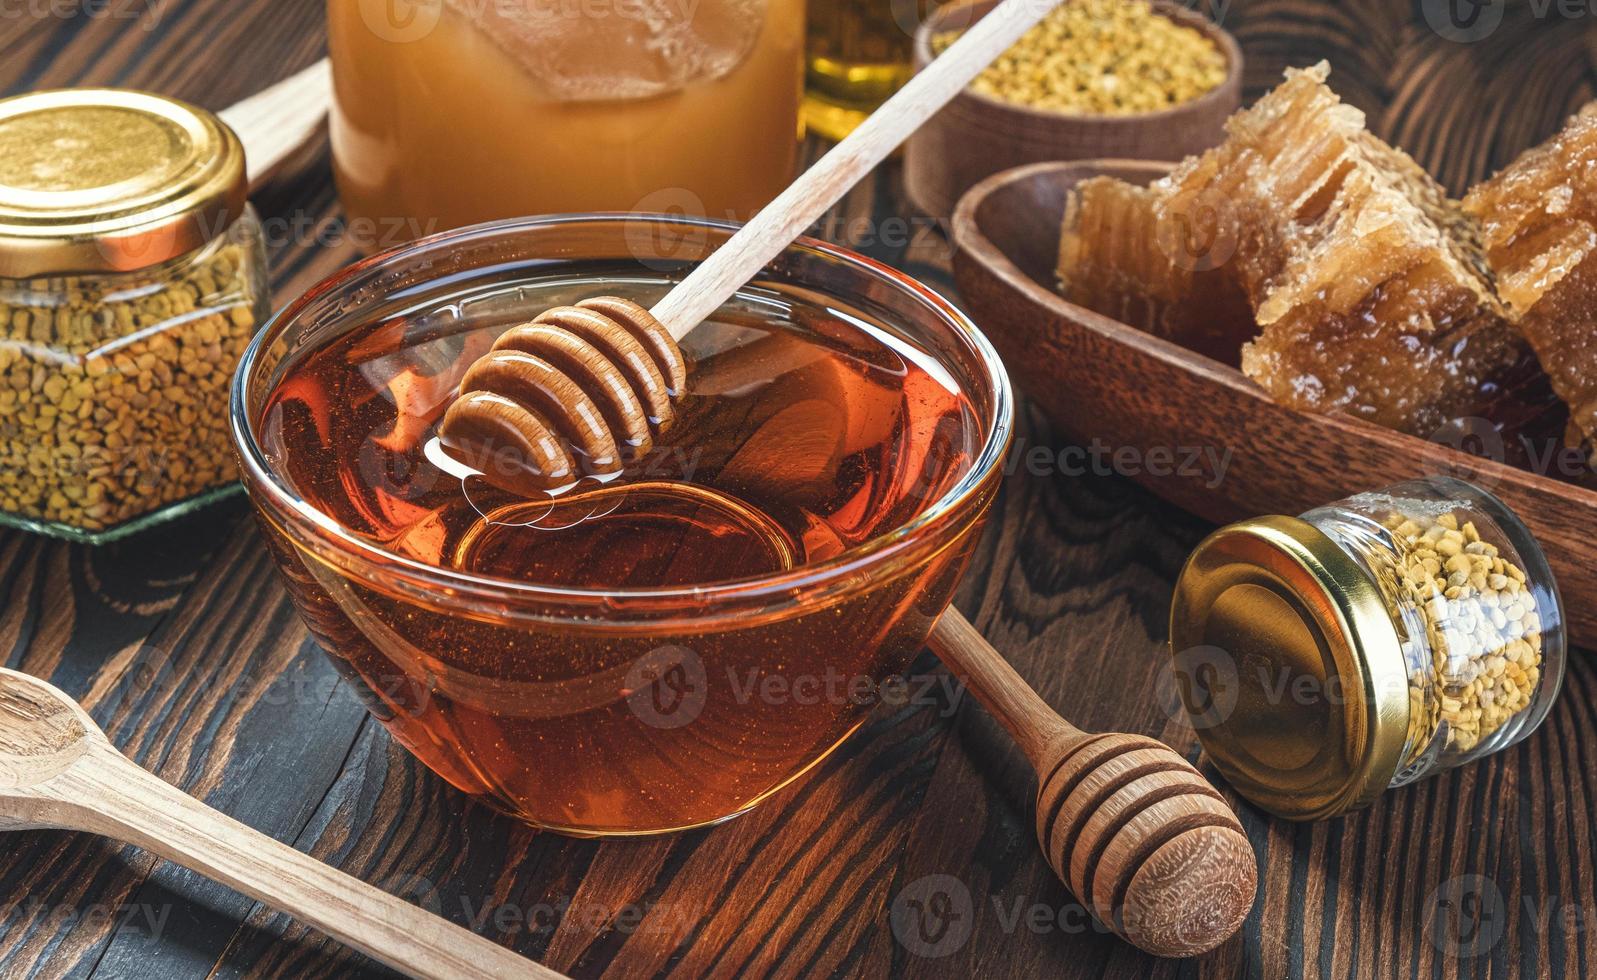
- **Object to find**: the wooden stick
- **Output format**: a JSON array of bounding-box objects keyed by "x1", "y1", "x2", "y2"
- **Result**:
[
  {"x1": 647, "y1": 0, "x2": 1058, "y2": 339},
  {"x1": 53, "y1": 746, "x2": 560, "y2": 979},
  {"x1": 929, "y1": 608, "x2": 1077, "y2": 765},
  {"x1": 218, "y1": 58, "x2": 331, "y2": 187}
]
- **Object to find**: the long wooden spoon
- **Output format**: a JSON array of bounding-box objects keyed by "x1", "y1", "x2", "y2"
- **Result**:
[
  {"x1": 0, "y1": 667, "x2": 562, "y2": 980},
  {"x1": 929, "y1": 611, "x2": 1257, "y2": 957}
]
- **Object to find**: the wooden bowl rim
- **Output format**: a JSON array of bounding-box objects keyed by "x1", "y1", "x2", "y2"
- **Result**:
[
  {"x1": 912, "y1": 0, "x2": 1244, "y2": 129},
  {"x1": 948, "y1": 157, "x2": 1597, "y2": 510}
]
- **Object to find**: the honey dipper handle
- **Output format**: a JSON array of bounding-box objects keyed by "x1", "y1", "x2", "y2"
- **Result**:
[
  {"x1": 219, "y1": 58, "x2": 332, "y2": 187},
  {"x1": 930, "y1": 609, "x2": 1082, "y2": 766},
  {"x1": 648, "y1": 0, "x2": 1057, "y2": 339},
  {"x1": 48, "y1": 746, "x2": 563, "y2": 980}
]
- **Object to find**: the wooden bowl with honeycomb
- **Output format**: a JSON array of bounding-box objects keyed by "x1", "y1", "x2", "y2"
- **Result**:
[
  {"x1": 903, "y1": 0, "x2": 1241, "y2": 219},
  {"x1": 949, "y1": 156, "x2": 1597, "y2": 648}
]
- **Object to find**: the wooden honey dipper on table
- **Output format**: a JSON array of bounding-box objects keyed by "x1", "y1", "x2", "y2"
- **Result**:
[
  {"x1": 424, "y1": 0, "x2": 1258, "y2": 957},
  {"x1": 928, "y1": 614, "x2": 1256, "y2": 956}
]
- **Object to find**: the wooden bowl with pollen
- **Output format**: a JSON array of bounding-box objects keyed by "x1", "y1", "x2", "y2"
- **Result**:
[{"x1": 903, "y1": 0, "x2": 1242, "y2": 219}]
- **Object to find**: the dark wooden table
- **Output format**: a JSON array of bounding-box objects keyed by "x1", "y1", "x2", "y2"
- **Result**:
[{"x1": 3, "y1": 2, "x2": 1597, "y2": 977}]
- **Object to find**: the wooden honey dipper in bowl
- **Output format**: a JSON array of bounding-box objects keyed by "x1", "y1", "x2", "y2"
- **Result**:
[
  {"x1": 434, "y1": 0, "x2": 1055, "y2": 495},
  {"x1": 427, "y1": 0, "x2": 1258, "y2": 956}
]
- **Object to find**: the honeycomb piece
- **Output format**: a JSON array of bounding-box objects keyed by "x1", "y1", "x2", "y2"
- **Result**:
[
  {"x1": 1463, "y1": 105, "x2": 1597, "y2": 448},
  {"x1": 1056, "y1": 176, "x2": 1255, "y2": 365},
  {"x1": 1157, "y1": 63, "x2": 1525, "y2": 435}
]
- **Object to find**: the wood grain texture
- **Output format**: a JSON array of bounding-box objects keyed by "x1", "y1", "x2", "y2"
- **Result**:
[{"x1": 0, "y1": 1, "x2": 1594, "y2": 978}]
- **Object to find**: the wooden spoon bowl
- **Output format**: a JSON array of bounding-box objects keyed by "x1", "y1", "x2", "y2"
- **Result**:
[
  {"x1": 0, "y1": 670, "x2": 97, "y2": 805},
  {"x1": 947, "y1": 157, "x2": 1597, "y2": 646},
  {"x1": 903, "y1": 0, "x2": 1242, "y2": 218}
]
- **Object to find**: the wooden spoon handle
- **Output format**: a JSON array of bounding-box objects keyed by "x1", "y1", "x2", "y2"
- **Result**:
[
  {"x1": 50, "y1": 747, "x2": 560, "y2": 980},
  {"x1": 929, "y1": 609, "x2": 1081, "y2": 766},
  {"x1": 218, "y1": 57, "x2": 332, "y2": 187},
  {"x1": 648, "y1": 0, "x2": 1054, "y2": 339}
]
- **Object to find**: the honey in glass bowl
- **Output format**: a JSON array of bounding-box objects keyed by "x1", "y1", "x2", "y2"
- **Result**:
[
  {"x1": 326, "y1": 0, "x2": 805, "y2": 234},
  {"x1": 231, "y1": 216, "x2": 1011, "y2": 836}
]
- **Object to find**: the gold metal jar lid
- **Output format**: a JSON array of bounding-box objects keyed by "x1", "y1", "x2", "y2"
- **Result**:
[
  {"x1": 0, "y1": 88, "x2": 246, "y2": 278},
  {"x1": 1168, "y1": 516, "x2": 1412, "y2": 821}
]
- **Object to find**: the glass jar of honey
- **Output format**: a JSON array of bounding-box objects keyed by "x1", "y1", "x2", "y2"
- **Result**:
[
  {"x1": 327, "y1": 0, "x2": 805, "y2": 234},
  {"x1": 1169, "y1": 477, "x2": 1565, "y2": 820},
  {"x1": 0, "y1": 89, "x2": 271, "y2": 542}
]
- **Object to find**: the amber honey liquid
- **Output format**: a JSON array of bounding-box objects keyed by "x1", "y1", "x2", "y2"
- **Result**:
[{"x1": 257, "y1": 270, "x2": 982, "y2": 833}]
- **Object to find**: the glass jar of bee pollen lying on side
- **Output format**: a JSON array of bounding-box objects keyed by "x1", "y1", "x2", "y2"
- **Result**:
[
  {"x1": 1169, "y1": 477, "x2": 1565, "y2": 820},
  {"x1": 0, "y1": 89, "x2": 270, "y2": 542}
]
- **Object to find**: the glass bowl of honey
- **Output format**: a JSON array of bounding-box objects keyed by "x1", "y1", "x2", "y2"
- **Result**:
[{"x1": 230, "y1": 214, "x2": 1013, "y2": 836}]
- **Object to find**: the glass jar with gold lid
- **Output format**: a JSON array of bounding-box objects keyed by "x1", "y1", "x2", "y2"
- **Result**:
[
  {"x1": 0, "y1": 88, "x2": 270, "y2": 542},
  {"x1": 1169, "y1": 477, "x2": 1565, "y2": 820}
]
